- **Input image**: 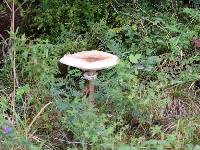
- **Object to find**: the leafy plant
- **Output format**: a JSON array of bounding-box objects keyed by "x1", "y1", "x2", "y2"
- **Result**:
[{"x1": 0, "y1": 0, "x2": 200, "y2": 149}]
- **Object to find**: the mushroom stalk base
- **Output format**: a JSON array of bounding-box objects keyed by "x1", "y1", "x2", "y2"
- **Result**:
[{"x1": 84, "y1": 71, "x2": 97, "y2": 104}]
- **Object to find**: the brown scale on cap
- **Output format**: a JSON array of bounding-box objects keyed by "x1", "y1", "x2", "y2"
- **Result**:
[{"x1": 79, "y1": 56, "x2": 109, "y2": 62}]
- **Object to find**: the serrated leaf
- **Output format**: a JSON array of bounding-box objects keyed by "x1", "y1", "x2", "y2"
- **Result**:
[{"x1": 129, "y1": 54, "x2": 141, "y2": 64}]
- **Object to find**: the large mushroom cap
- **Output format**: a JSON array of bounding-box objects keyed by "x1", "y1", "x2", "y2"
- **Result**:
[{"x1": 59, "y1": 50, "x2": 119, "y2": 70}]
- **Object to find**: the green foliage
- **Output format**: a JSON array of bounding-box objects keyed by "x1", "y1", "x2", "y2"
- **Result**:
[
  {"x1": 0, "y1": 4, "x2": 6, "y2": 13},
  {"x1": 0, "y1": 90, "x2": 45, "y2": 149},
  {"x1": 59, "y1": 98, "x2": 116, "y2": 148},
  {"x1": 26, "y1": 0, "x2": 109, "y2": 39},
  {"x1": 0, "y1": 0, "x2": 200, "y2": 149}
]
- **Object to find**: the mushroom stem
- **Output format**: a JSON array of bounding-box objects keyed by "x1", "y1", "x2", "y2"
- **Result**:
[
  {"x1": 88, "y1": 80, "x2": 95, "y2": 104},
  {"x1": 84, "y1": 71, "x2": 97, "y2": 105}
]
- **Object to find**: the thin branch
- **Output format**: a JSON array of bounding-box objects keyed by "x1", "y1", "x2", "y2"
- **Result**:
[
  {"x1": 15, "y1": 0, "x2": 29, "y2": 12},
  {"x1": 3, "y1": 0, "x2": 12, "y2": 11},
  {"x1": 110, "y1": 1, "x2": 136, "y2": 21},
  {"x1": 54, "y1": 138, "x2": 93, "y2": 146},
  {"x1": 4, "y1": 0, "x2": 17, "y2": 117},
  {"x1": 11, "y1": 0, "x2": 15, "y2": 32},
  {"x1": 10, "y1": 0, "x2": 17, "y2": 116},
  {"x1": 32, "y1": 136, "x2": 56, "y2": 150},
  {"x1": 28, "y1": 102, "x2": 53, "y2": 131}
]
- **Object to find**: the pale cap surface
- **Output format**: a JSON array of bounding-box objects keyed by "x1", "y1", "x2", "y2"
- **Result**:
[{"x1": 59, "y1": 50, "x2": 119, "y2": 70}]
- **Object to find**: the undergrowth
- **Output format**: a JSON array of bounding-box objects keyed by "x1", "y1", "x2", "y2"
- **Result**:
[{"x1": 0, "y1": 0, "x2": 199, "y2": 149}]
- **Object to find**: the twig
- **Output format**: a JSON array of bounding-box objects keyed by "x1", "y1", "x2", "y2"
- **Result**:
[
  {"x1": 3, "y1": 0, "x2": 11, "y2": 11},
  {"x1": 54, "y1": 138, "x2": 93, "y2": 146},
  {"x1": 32, "y1": 135, "x2": 56, "y2": 150},
  {"x1": 10, "y1": 0, "x2": 17, "y2": 117},
  {"x1": 28, "y1": 102, "x2": 53, "y2": 131},
  {"x1": 189, "y1": 81, "x2": 195, "y2": 90},
  {"x1": 4, "y1": 0, "x2": 17, "y2": 117},
  {"x1": 15, "y1": 0, "x2": 29, "y2": 12},
  {"x1": 110, "y1": 1, "x2": 136, "y2": 20}
]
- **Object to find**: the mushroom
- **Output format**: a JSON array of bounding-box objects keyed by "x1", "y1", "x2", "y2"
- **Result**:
[{"x1": 59, "y1": 50, "x2": 119, "y2": 104}]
